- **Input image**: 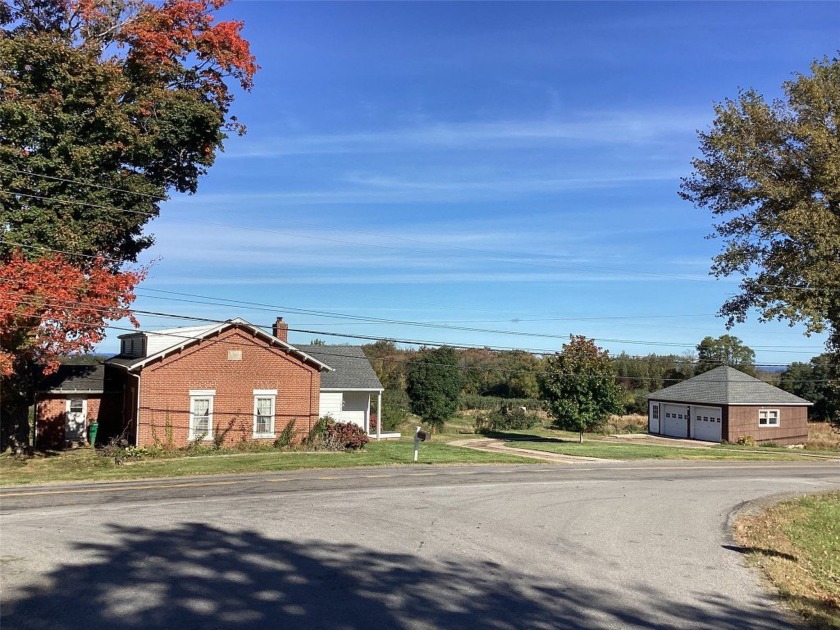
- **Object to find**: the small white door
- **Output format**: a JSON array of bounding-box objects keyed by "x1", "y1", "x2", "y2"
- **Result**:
[
  {"x1": 661, "y1": 404, "x2": 689, "y2": 438},
  {"x1": 691, "y1": 405, "x2": 722, "y2": 442},
  {"x1": 65, "y1": 397, "x2": 87, "y2": 441},
  {"x1": 649, "y1": 402, "x2": 660, "y2": 434}
]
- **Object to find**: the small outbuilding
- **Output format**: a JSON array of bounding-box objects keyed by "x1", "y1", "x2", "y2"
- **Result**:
[{"x1": 647, "y1": 366, "x2": 811, "y2": 445}]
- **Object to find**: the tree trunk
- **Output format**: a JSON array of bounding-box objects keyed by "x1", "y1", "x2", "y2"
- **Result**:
[{"x1": 0, "y1": 360, "x2": 40, "y2": 451}]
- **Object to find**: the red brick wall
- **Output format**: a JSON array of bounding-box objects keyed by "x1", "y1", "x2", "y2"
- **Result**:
[
  {"x1": 35, "y1": 395, "x2": 102, "y2": 448},
  {"x1": 135, "y1": 326, "x2": 321, "y2": 447},
  {"x1": 726, "y1": 405, "x2": 809, "y2": 445}
]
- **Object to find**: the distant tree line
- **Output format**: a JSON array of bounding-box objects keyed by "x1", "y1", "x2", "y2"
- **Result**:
[{"x1": 364, "y1": 334, "x2": 839, "y2": 431}]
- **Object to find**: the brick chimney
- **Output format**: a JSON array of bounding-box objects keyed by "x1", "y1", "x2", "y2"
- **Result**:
[{"x1": 272, "y1": 317, "x2": 288, "y2": 343}]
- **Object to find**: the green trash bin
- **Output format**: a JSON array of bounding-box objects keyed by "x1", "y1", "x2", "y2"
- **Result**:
[{"x1": 89, "y1": 421, "x2": 99, "y2": 447}]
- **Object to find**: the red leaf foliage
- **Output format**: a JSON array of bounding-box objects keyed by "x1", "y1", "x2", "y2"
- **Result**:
[
  {"x1": 0, "y1": 252, "x2": 146, "y2": 377},
  {"x1": 115, "y1": 0, "x2": 257, "y2": 99}
]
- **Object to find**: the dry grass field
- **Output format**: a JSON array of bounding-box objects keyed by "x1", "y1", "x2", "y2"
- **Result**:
[{"x1": 808, "y1": 423, "x2": 840, "y2": 451}]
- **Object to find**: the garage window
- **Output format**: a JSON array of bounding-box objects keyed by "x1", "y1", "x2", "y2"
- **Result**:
[
  {"x1": 652, "y1": 405, "x2": 659, "y2": 420},
  {"x1": 758, "y1": 409, "x2": 780, "y2": 427}
]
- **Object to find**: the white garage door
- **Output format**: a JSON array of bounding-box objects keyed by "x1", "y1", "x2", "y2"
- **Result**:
[
  {"x1": 691, "y1": 406, "x2": 722, "y2": 442},
  {"x1": 661, "y1": 404, "x2": 688, "y2": 438}
]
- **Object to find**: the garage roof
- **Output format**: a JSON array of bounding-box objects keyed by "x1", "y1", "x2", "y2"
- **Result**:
[
  {"x1": 647, "y1": 366, "x2": 811, "y2": 406},
  {"x1": 296, "y1": 345, "x2": 383, "y2": 391}
]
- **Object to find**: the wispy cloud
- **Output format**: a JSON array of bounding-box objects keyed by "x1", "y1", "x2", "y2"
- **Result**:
[
  {"x1": 147, "y1": 270, "x2": 721, "y2": 287},
  {"x1": 170, "y1": 171, "x2": 683, "y2": 206},
  {"x1": 222, "y1": 111, "x2": 706, "y2": 159}
]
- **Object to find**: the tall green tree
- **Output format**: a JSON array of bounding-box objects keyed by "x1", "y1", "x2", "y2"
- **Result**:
[
  {"x1": 779, "y1": 354, "x2": 839, "y2": 425},
  {"x1": 679, "y1": 57, "x2": 840, "y2": 398},
  {"x1": 0, "y1": 0, "x2": 257, "y2": 448},
  {"x1": 1, "y1": 0, "x2": 257, "y2": 262},
  {"x1": 540, "y1": 336, "x2": 622, "y2": 439},
  {"x1": 406, "y1": 346, "x2": 463, "y2": 431},
  {"x1": 695, "y1": 335, "x2": 756, "y2": 375}
]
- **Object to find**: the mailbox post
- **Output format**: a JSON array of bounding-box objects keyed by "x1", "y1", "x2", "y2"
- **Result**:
[{"x1": 414, "y1": 426, "x2": 430, "y2": 461}]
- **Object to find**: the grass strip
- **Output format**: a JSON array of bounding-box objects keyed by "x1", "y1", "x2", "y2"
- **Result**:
[
  {"x1": 502, "y1": 439, "x2": 820, "y2": 461},
  {"x1": 0, "y1": 440, "x2": 534, "y2": 486},
  {"x1": 733, "y1": 492, "x2": 840, "y2": 629}
]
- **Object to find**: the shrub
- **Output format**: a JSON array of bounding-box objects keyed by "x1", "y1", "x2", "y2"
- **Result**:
[
  {"x1": 381, "y1": 389, "x2": 410, "y2": 431},
  {"x1": 603, "y1": 414, "x2": 648, "y2": 435},
  {"x1": 307, "y1": 417, "x2": 369, "y2": 451},
  {"x1": 474, "y1": 403, "x2": 542, "y2": 434},
  {"x1": 274, "y1": 420, "x2": 297, "y2": 449},
  {"x1": 460, "y1": 394, "x2": 544, "y2": 412}
]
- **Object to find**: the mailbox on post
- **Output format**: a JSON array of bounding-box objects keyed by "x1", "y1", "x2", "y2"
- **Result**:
[{"x1": 414, "y1": 426, "x2": 431, "y2": 461}]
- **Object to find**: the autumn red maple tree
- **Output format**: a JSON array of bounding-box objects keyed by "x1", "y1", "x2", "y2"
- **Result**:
[
  {"x1": 0, "y1": 252, "x2": 145, "y2": 378},
  {"x1": 0, "y1": 0, "x2": 257, "y2": 447}
]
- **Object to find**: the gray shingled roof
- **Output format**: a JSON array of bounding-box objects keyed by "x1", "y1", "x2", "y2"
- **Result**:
[
  {"x1": 38, "y1": 363, "x2": 108, "y2": 393},
  {"x1": 297, "y1": 345, "x2": 383, "y2": 390},
  {"x1": 647, "y1": 366, "x2": 811, "y2": 406}
]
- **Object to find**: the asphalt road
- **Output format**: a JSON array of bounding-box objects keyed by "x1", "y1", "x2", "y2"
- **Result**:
[{"x1": 1, "y1": 461, "x2": 838, "y2": 629}]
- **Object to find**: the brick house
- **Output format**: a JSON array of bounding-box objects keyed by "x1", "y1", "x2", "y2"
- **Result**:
[
  {"x1": 647, "y1": 366, "x2": 811, "y2": 445},
  {"x1": 35, "y1": 317, "x2": 388, "y2": 448}
]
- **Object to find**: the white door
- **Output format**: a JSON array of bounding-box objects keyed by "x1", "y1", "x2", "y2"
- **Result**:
[
  {"x1": 661, "y1": 404, "x2": 688, "y2": 438},
  {"x1": 691, "y1": 405, "x2": 722, "y2": 442},
  {"x1": 649, "y1": 402, "x2": 660, "y2": 434},
  {"x1": 65, "y1": 397, "x2": 87, "y2": 442}
]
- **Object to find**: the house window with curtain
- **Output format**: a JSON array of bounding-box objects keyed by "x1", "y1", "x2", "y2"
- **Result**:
[
  {"x1": 189, "y1": 390, "x2": 215, "y2": 440},
  {"x1": 253, "y1": 389, "x2": 277, "y2": 437}
]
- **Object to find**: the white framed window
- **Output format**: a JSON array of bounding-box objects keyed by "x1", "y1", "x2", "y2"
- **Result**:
[
  {"x1": 758, "y1": 409, "x2": 780, "y2": 427},
  {"x1": 253, "y1": 389, "x2": 277, "y2": 437},
  {"x1": 652, "y1": 405, "x2": 659, "y2": 419},
  {"x1": 189, "y1": 390, "x2": 215, "y2": 440},
  {"x1": 67, "y1": 397, "x2": 86, "y2": 415}
]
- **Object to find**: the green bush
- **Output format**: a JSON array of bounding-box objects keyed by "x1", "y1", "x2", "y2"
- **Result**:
[
  {"x1": 622, "y1": 389, "x2": 650, "y2": 415},
  {"x1": 381, "y1": 389, "x2": 410, "y2": 431},
  {"x1": 274, "y1": 419, "x2": 297, "y2": 449},
  {"x1": 460, "y1": 394, "x2": 543, "y2": 412},
  {"x1": 474, "y1": 404, "x2": 542, "y2": 434}
]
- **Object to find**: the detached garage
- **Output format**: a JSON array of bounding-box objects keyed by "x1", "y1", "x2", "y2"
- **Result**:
[{"x1": 647, "y1": 366, "x2": 811, "y2": 445}]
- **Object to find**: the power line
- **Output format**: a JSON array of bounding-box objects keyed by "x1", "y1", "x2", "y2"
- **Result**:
[
  {"x1": 0, "y1": 262, "x2": 813, "y2": 338},
  {"x1": 0, "y1": 240, "x2": 125, "y2": 264},
  {"x1": 3, "y1": 289, "x2": 826, "y2": 354},
  {"x1": 0, "y1": 166, "x2": 167, "y2": 201},
  {"x1": 2, "y1": 302, "x2": 833, "y2": 381}
]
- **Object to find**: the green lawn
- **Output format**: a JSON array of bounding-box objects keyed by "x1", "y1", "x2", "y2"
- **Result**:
[
  {"x1": 501, "y1": 438, "x2": 828, "y2": 461},
  {"x1": 735, "y1": 492, "x2": 840, "y2": 628},
  {"x1": 0, "y1": 440, "x2": 535, "y2": 486}
]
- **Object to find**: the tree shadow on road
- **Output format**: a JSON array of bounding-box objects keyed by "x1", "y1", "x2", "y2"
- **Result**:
[{"x1": 3, "y1": 522, "x2": 801, "y2": 629}]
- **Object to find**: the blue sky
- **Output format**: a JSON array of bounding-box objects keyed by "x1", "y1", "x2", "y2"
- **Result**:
[{"x1": 114, "y1": 1, "x2": 839, "y2": 364}]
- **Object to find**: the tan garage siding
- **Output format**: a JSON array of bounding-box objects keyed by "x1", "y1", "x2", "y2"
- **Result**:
[{"x1": 726, "y1": 405, "x2": 808, "y2": 445}]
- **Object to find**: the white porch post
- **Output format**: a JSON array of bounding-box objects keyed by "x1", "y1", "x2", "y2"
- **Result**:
[{"x1": 376, "y1": 391, "x2": 382, "y2": 440}]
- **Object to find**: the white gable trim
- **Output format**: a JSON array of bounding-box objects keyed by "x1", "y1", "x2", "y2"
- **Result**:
[{"x1": 112, "y1": 319, "x2": 333, "y2": 372}]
